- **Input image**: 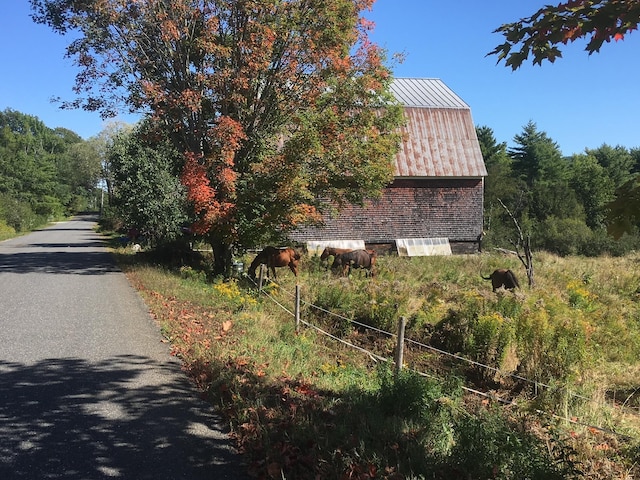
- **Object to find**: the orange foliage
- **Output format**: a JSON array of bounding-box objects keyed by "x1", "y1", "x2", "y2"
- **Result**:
[
  {"x1": 290, "y1": 204, "x2": 322, "y2": 225},
  {"x1": 180, "y1": 116, "x2": 248, "y2": 236},
  {"x1": 181, "y1": 152, "x2": 219, "y2": 234}
]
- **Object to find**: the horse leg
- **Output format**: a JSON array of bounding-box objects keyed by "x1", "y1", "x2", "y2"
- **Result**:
[{"x1": 289, "y1": 262, "x2": 298, "y2": 277}]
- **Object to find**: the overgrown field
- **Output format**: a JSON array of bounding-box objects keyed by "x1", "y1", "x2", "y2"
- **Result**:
[{"x1": 117, "y1": 247, "x2": 640, "y2": 479}]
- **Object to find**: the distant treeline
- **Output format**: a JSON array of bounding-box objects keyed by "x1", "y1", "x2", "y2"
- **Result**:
[
  {"x1": 478, "y1": 121, "x2": 640, "y2": 256},
  {"x1": 0, "y1": 108, "x2": 102, "y2": 236},
  {"x1": 3, "y1": 107, "x2": 640, "y2": 257}
]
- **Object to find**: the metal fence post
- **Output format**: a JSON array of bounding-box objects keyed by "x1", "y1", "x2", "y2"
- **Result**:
[{"x1": 394, "y1": 316, "x2": 407, "y2": 377}]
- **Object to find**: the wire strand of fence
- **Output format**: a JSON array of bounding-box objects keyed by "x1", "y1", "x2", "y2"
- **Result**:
[
  {"x1": 244, "y1": 273, "x2": 296, "y2": 316},
  {"x1": 408, "y1": 366, "x2": 631, "y2": 439},
  {"x1": 303, "y1": 300, "x2": 396, "y2": 338},
  {"x1": 403, "y1": 336, "x2": 593, "y2": 402},
  {"x1": 298, "y1": 318, "x2": 389, "y2": 363},
  {"x1": 257, "y1": 276, "x2": 397, "y2": 338},
  {"x1": 260, "y1": 288, "x2": 295, "y2": 316}
]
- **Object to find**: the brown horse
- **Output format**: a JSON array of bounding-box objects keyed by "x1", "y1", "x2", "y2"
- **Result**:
[
  {"x1": 320, "y1": 247, "x2": 354, "y2": 262},
  {"x1": 248, "y1": 246, "x2": 301, "y2": 280},
  {"x1": 331, "y1": 249, "x2": 377, "y2": 277}
]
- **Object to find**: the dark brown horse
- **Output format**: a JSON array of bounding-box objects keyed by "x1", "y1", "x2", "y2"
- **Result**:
[
  {"x1": 320, "y1": 247, "x2": 354, "y2": 262},
  {"x1": 331, "y1": 249, "x2": 377, "y2": 277},
  {"x1": 482, "y1": 269, "x2": 520, "y2": 292},
  {"x1": 248, "y1": 246, "x2": 301, "y2": 280}
]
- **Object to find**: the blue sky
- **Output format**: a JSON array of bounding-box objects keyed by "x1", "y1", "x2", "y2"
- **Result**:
[{"x1": 1, "y1": 1, "x2": 638, "y2": 156}]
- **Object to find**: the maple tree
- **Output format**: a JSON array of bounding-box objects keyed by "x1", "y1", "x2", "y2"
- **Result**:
[
  {"x1": 31, "y1": 0, "x2": 403, "y2": 275},
  {"x1": 489, "y1": 0, "x2": 640, "y2": 69}
]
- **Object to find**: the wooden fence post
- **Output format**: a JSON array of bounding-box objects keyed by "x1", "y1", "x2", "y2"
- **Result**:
[
  {"x1": 258, "y1": 264, "x2": 265, "y2": 291},
  {"x1": 394, "y1": 316, "x2": 407, "y2": 377},
  {"x1": 295, "y1": 284, "x2": 301, "y2": 333}
]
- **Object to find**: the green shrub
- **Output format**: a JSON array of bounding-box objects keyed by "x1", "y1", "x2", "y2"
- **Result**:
[
  {"x1": 514, "y1": 304, "x2": 588, "y2": 384},
  {"x1": 310, "y1": 281, "x2": 356, "y2": 336},
  {"x1": 468, "y1": 313, "x2": 516, "y2": 378},
  {"x1": 34, "y1": 195, "x2": 65, "y2": 220},
  {"x1": 493, "y1": 292, "x2": 524, "y2": 319},
  {"x1": 0, "y1": 195, "x2": 39, "y2": 232},
  {"x1": 447, "y1": 408, "x2": 578, "y2": 479},
  {"x1": 430, "y1": 292, "x2": 486, "y2": 355},
  {"x1": 98, "y1": 205, "x2": 125, "y2": 232},
  {"x1": 352, "y1": 291, "x2": 398, "y2": 332},
  {"x1": 535, "y1": 217, "x2": 593, "y2": 257},
  {"x1": 0, "y1": 220, "x2": 15, "y2": 240},
  {"x1": 582, "y1": 228, "x2": 640, "y2": 257},
  {"x1": 376, "y1": 366, "x2": 461, "y2": 456},
  {"x1": 313, "y1": 280, "x2": 354, "y2": 313},
  {"x1": 377, "y1": 366, "x2": 439, "y2": 418}
]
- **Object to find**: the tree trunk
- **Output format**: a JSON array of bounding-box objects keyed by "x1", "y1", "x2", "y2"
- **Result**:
[
  {"x1": 210, "y1": 238, "x2": 233, "y2": 278},
  {"x1": 497, "y1": 198, "x2": 535, "y2": 288},
  {"x1": 524, "y1": 234, "x2": 535, "y2": 288}
]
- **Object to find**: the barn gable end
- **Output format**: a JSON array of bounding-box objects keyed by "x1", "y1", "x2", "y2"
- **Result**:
[{"x1": 290, "y1": 78, "x2": 487, "y2": 254}]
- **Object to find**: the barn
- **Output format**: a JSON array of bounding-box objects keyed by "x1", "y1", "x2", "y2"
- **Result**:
[{"x1": 290, "y1": 78, "x2": 487, "y2": 255}]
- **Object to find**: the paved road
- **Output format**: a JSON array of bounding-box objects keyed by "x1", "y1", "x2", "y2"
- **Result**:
[{"x1": 0, "y1": 216, "x2": 247, "y2": 479}]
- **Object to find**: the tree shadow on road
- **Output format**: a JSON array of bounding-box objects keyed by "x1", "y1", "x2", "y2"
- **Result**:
[
  {"x1": 0, "y1": 355, "x2": 247, "y2": 479},
  {"x1": 0, "y1": 251, "x2": 120, "y2": 275}
]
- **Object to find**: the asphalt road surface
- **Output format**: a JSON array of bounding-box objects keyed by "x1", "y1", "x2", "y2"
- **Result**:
[{"x1": 0, "y1": 216, "x2": 247, "y2": 479}]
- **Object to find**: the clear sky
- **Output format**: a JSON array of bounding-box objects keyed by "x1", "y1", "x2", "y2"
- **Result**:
[{"x1": 1, "y1": 1, "x2": 638, "y2": 156}]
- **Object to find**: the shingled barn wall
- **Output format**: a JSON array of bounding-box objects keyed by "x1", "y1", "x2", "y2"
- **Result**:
[{"x1": 289, "y1": 178, "x2": 484, "y2": 254}]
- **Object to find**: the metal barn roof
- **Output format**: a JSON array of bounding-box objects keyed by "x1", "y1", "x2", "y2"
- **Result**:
[
  {"x1": 390, "y1": 78, "x2": 487, "y2": 178},
  {"x1": 390, "y1": 78, "x2": 470, "y2": 109}
]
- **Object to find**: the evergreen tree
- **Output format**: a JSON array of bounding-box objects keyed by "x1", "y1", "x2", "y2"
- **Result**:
[
  {"x1": 586, "y1": 144, "x2": 635, "y2": 189},
  {"x1": 476, "y1": 125, "x2": 514, "y2": 204},
  {"x1": 509, "y1": 121, "x2": 581, "y2": 223},
  {"x1": 509, "y1": 120, "x2": 565, "y2": 186}
]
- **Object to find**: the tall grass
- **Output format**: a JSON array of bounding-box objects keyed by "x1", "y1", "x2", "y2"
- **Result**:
[{"x1": 118, "y1": 246, "x2": 640, "y2": 479}]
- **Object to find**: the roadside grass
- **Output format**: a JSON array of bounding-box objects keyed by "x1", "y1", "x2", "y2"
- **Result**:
[
  {"x1": 0, "y1": 221, "x2": 17, "y2": 241},
  {"x1": 113, "y1": 243, "x2": 640, "y2": 479}
]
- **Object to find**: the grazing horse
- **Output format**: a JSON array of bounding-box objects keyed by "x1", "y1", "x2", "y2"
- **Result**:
[
  {"x1": 320, "y1": 247, "x2": 354, "y2": 262},
  {"x1": 331, "y1": 249, "x2": 377, "y2": 277},
  {"x1": 248, "y1": 246, "x2": 301, "y2": 280},
  {"x1": 482, "y1": 269, "x2": 520, "y2": 292}
]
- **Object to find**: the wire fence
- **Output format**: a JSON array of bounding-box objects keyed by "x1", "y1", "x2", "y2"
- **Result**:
[{"x1": 246, "y1": 267, "x2": 635, "y2": 440}]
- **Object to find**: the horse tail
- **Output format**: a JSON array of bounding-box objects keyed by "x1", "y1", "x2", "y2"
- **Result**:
[{"x1": 481, "y1": 274, "x2": 492, "y2": 281}]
